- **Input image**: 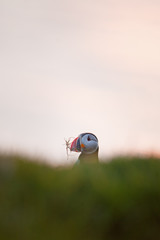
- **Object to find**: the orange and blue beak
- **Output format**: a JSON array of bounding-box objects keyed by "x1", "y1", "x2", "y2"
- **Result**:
[
  {"x1": 70, "y1": 137, "x2": 79, "y2": 152},
  {"x1": 70, "y1": 136, "x2": 85, "y2": 152}
]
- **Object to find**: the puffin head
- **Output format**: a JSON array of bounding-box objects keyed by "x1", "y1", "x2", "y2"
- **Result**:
[{"x1": 70, "y1": 133, "x2": 99, "y2": 155}]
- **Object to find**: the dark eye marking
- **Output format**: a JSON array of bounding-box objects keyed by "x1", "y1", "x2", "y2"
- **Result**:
[{"x1": 87, "y1": 136, "x2": 91, "y2": 141}]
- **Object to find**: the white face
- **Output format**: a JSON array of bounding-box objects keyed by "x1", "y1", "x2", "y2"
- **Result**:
[{"x1": 80, "y1": 133, "x2": 98, "y2": 154}]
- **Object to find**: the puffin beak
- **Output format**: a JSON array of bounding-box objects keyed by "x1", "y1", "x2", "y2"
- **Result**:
[
  {"x1": 70, "y1": 137, "x2": 79, "y2": 152},
  {"x1": 81, "y1": 143, "x2": 85, "y2": 148}
]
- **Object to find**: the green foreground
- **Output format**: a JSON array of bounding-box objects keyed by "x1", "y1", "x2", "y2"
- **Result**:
[{"x1": 0, "y1": 154, "x2": 160, "y2": 240}]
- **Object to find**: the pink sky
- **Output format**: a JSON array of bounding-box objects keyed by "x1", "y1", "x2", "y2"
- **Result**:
[{"x1": 1, "y1": 0, "x2": 160, "y2": 164}]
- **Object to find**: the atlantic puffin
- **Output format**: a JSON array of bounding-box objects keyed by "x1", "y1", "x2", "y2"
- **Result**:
[{"x1": 70, "y1": 133, "x2": 99, "y2": 164}]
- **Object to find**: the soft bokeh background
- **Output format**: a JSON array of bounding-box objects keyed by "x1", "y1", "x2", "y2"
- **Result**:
[{"x1": 1, "y1": 0, "x2": 160, "y2": 164}]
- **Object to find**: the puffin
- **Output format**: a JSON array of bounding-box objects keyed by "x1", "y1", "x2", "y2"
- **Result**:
[{"x1": 70, "y1": 133, "x2": 99, "y2": 164}]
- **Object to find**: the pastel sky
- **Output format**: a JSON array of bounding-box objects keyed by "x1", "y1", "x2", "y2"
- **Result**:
[{"x1": 1, "y1": 0, "x2": 160, "y2": 164}]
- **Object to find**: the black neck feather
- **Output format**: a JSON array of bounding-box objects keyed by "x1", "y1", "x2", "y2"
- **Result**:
[{"x1": 78, "y1": 148, "x2": 99, "y2": 163}]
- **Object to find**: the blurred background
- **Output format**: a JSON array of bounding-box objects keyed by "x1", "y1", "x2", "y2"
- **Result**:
[{"x1": 1, "y1": 0, "x2": 160, "y2": 164}]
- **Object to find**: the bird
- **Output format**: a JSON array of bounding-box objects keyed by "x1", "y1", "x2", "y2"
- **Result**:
[{"x1": 70, "y1": 133, "x2": 99, "y2": 164}]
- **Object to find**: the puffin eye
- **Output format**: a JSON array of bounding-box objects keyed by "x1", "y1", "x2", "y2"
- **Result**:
[{"x1": 87, "y1": 136, "x2": 91, "y2": 141}]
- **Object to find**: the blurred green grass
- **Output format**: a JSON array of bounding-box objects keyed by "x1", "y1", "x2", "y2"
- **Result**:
[{"x1": 1, "y1": 154, "x2": 160, "y2": 240}]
